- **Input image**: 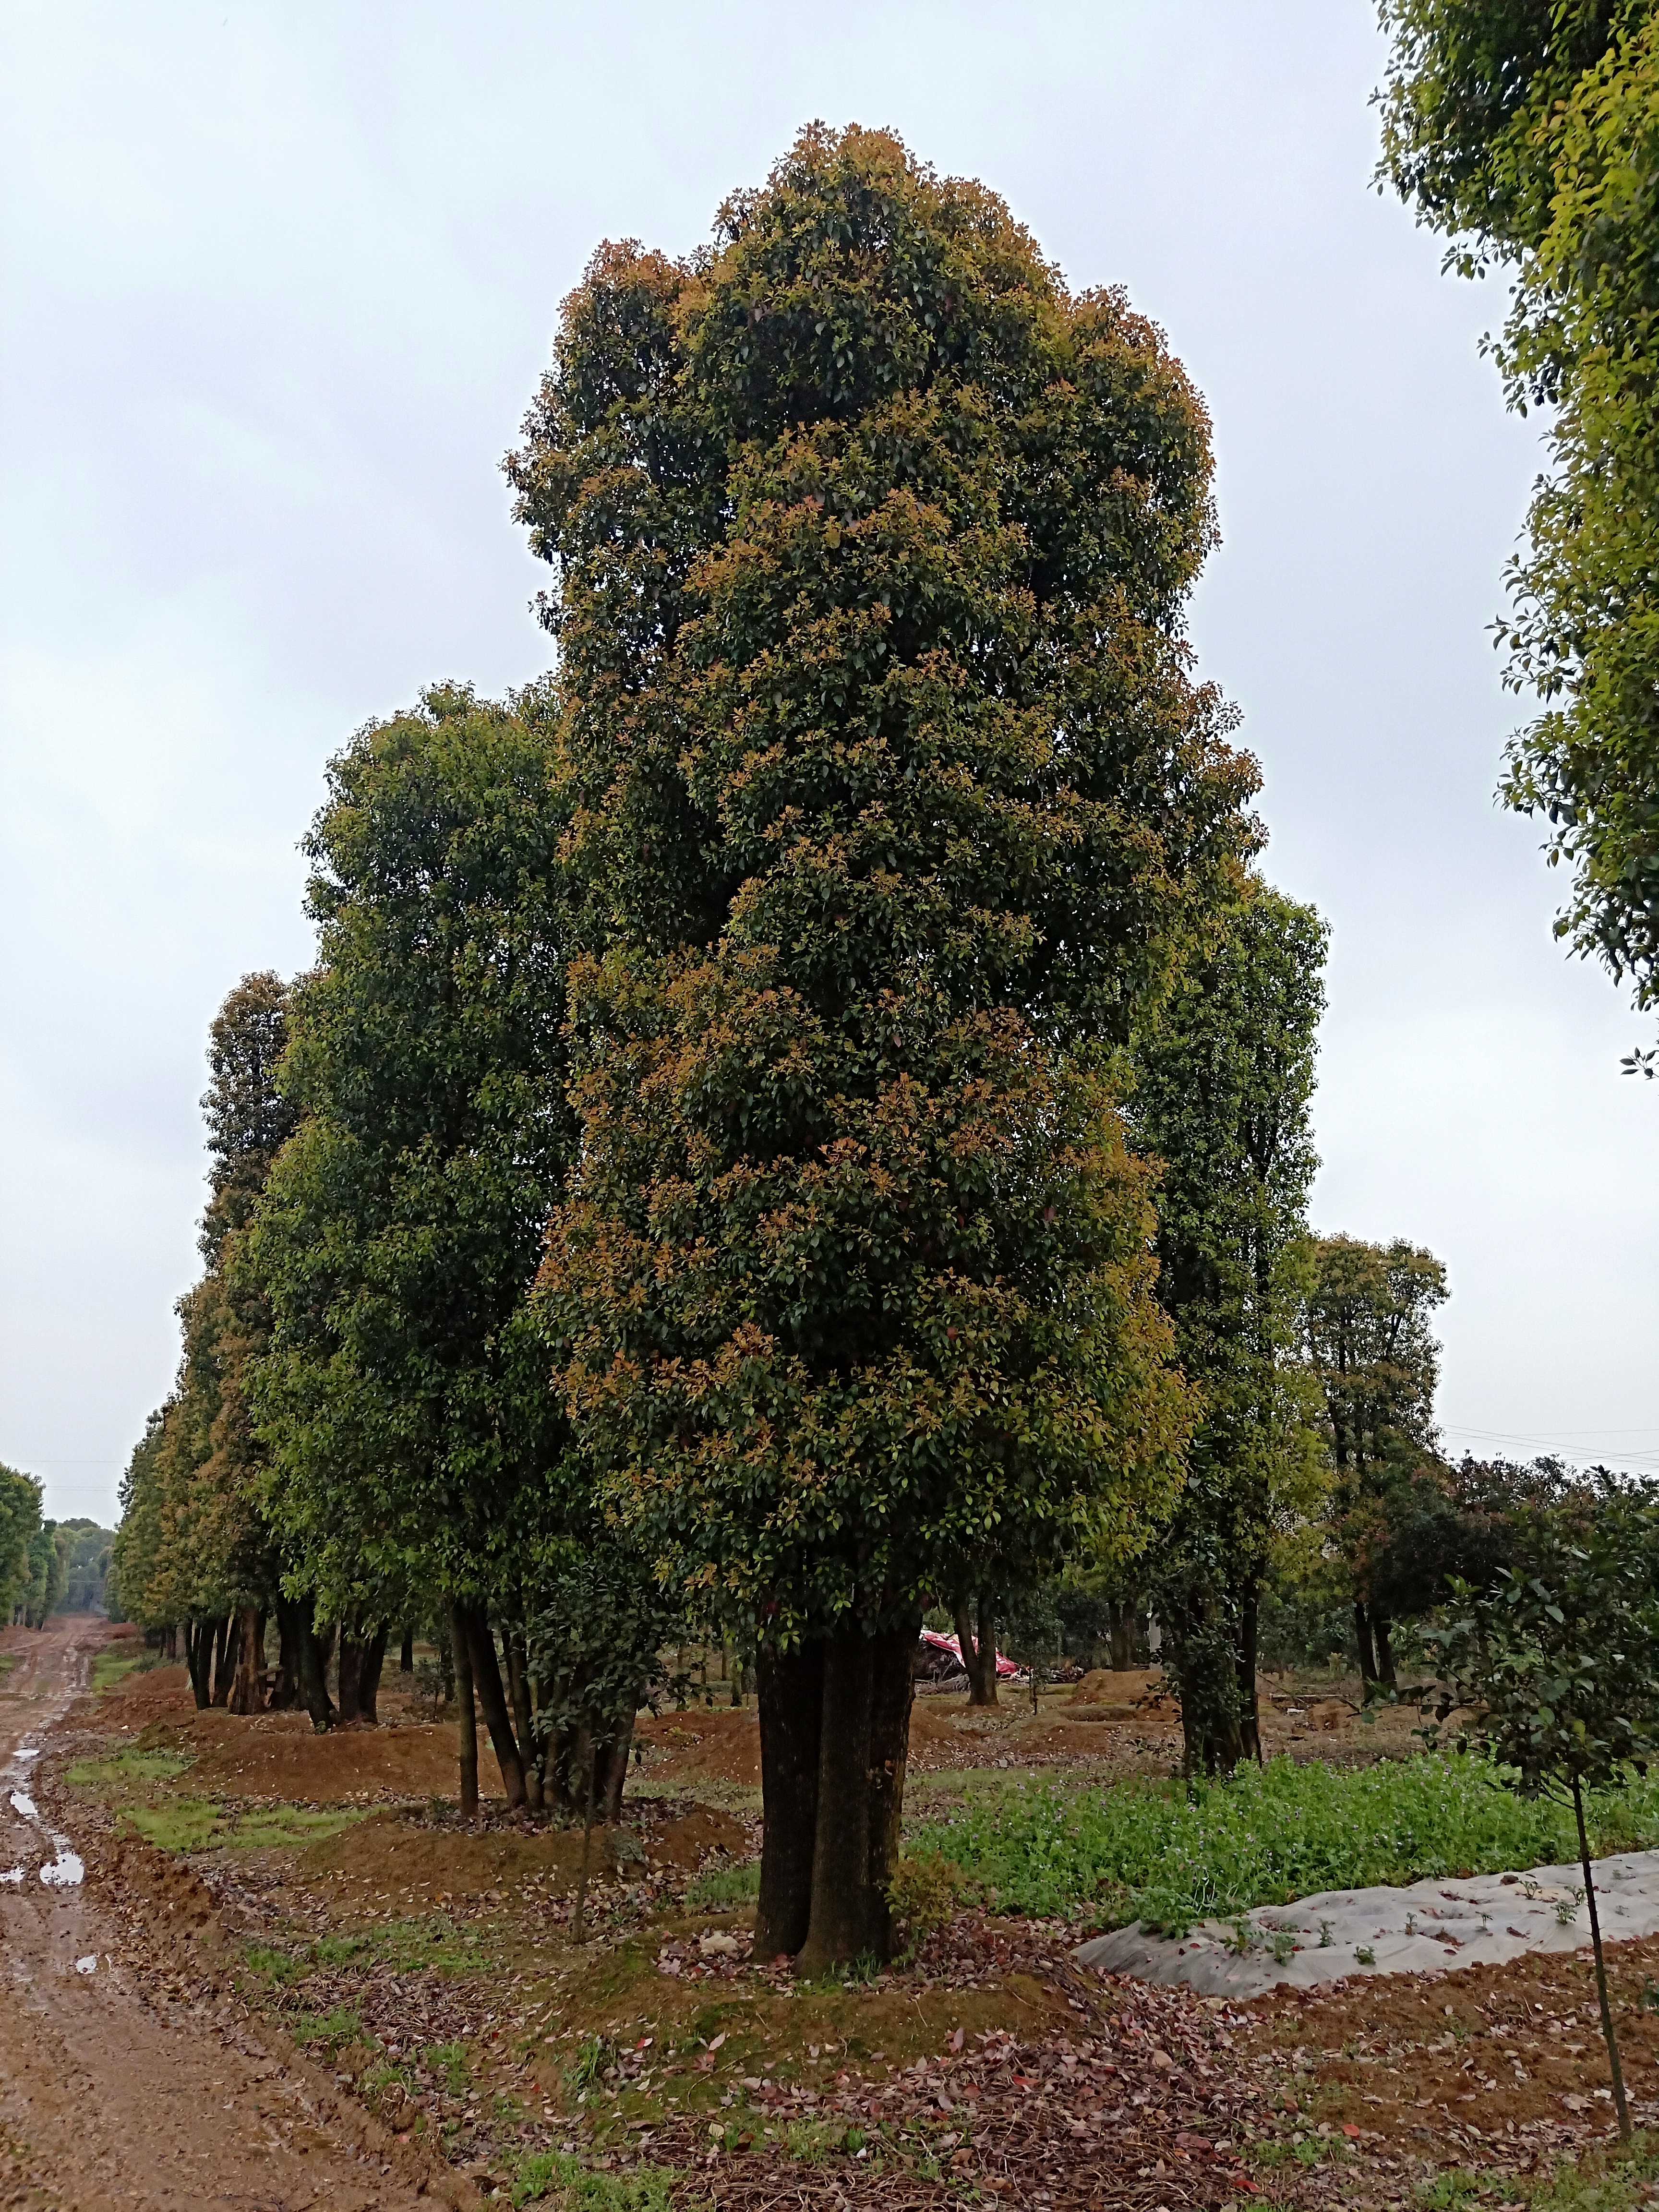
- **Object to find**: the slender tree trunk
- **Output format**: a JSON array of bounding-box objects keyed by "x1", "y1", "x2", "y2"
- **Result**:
[
  {"x1": 400, "y1": 1626, "x2": 414, "y2": 1672},
  {"x1": 165, "y1": 1623, "x2": 179, "y2": 1661},
  {"x1": 228, "y1": 1604, "x2": 265, "y2": 1714},
  {"x1": 184, "y1": 1619, "x2": 212, "y2": 1710},
  {"x1": 450, "y1": 1605, "x2": 478, "y2": 1818},
  {"x1": 953, "y1": 1593, "x2": 997, "y2": 1706},
  {"x1": 1236, "y1": 1580, "x2": 1262, "y2": 1767},
  {"x1": 1574, "y1": 1777, "x2": 1632, "y2": 2141},
  {"x1": 572, "y1": 1732, "x2": 598, "y2": 1942},
  {"x1": 1372, "y1": 1613, "x2": 1397, "y2": 1693},
  {"x1": 1352, "y1": 1599, "x2": 1379, "y2": 1694},
  {"x1": 797, "y1": 1628, "x2": 879, "y2": 1977},
  {"x1": 459, "y1": 1605, "x2": 527, "y2": 1809},
  {"x1": 504, "y1": 1631, "x2": 543, "y2": 1813},
  {"x1": 210, "y1": 1613, "x2": 235, "y2": 1707},
  {"x1": 600, "y1": 1710, "x2": 636, "y2": 1826},
  {"x1": 754, "y1": 1639, "x2": 824, "y2": 1962}
]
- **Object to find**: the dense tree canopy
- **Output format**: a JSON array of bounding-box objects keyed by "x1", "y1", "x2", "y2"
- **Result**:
[
  {"x1": 519, "y1": 124, "x2": 1261, "y2": 1966},
  {"x1": 1380, "y1": 0, "x2": 1659, "y2": 1064},
  {"x1": 0, "y1": 1465, "x2": 44, "y2": 1625},
  {"x1": 1132, "y1": 884, "x2": 1329, "y2": 1773}
]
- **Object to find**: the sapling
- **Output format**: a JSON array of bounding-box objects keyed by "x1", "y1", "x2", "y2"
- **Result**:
[{"x1": 1426, "y1": 1479, "x2": 1659, "y2": 2141}]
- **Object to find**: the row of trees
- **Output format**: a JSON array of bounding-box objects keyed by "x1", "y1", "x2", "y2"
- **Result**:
[
  {"x1": 0, "y1": 1467, "x2": 81, "y2": 1628},
  {"x1": 112, "y1": 126, "x2": 1464, "y2": 1961}
]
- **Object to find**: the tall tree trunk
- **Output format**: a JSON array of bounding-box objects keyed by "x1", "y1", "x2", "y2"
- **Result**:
[
  {"x1": 865, "y1": 1616, "x2": 919, "y2": 1963},
  {"x1": 796, "y1": 1627, "x2": 878, "y2": 1978},
  {"x1": 1108, "y1": 1600, "x2": 1136, "y2": 1672},
  {"x1": 400, "y1": 1626, "x2": 414, "y2": 1673},
  {"x1": 1236, "y1": 1580, "x2": 1262, "y2": 1766},
  {"x1": 337, "y1": 1623, "x2": 388, "y2": 1725},
  {"x1": 450, "y1": 1605, "x2": 478, "y2": 1818},
  {"x1": 1372, "y1": 1613, "x2": 1397, "y2": 1693},
  {"x1": 210, "y1": 1612, "x2": 236, "y2": 1707},
  {"x1": 269, "y1": 1595, "x2": 305, "y2": 1710},
  {"x1": 504, "y1": 1631, "x2": 543, "y2": 1813},
  {"x1": 184, "y1": 1619, "x2": 212, "y2": 1710},
  {"x1": 1353, "y1": 1599, "x2": 1379, "y2": 1695},
  {"x1": 228, "y1": 1604, "x2": 265, "y2": 1714},
  {"x1": 600, "y1": 1710, "x2": 636, "y2": 1826},
  {"x1": 298, "y1": 1608, "x2": 336, "y2": 1733},
  {"x1": 753, "y1": 1639, "x2": 824, "y2": 1962},
  {"x1": 359, "y1": 1624, "x2": 387, "y2": 1722},
  {"x1": 459, "y1": 1605, "x2": 527, "y2": 1810},
  {"x1": 953, "y1": 1593, "x2": 997, "y2": 1706}
]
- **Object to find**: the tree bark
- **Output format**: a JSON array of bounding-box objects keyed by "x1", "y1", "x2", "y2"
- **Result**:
[
  {"x1": 953, "y1": 1593, "x2": 998, "y2": 1706},
  {"x1": 865, "y1": 1616, "x2": 919, "y2": 1964},
  {"x1": 228, "y1": 1604, "x2": 265, "y2": 1714},
  {"x1": 337, "y1": 1623, "x2": 388, "y2": 1725},
  {"x1": 269, "y1": 1598, "x2": 303, "y2": 1710},
  {"x1": 450, "y1": 1604, "x2": 478, "y2": 1818},
  {"x1": 1574, "y1": 1776, "x2": 1632, "y2": 2140},
  {"x1": 1108, "y1": 1600, "x2": 1136, "y2": 1672},
  {"x1": 504, "y1": 1630, "x2": 543, "y2": 1813},
  {"x1": 1353, "y1": 1599, "x2": 1379, "y2": 1693},
  {"x1": 797, "y1": 1628, "x2": 879, "y2": 1977},
  {"x1": 297, "y1": 1607, "x2": 336, "y2": 1733},
  {"x1": 400, "y1": 1626, "x2": 414, "y2": 1672},
  {"x1": 1236, "y1": 1580, "x2": 1262, "y2": 1766},
  {"x1": 459, "y1": 1605, "x2": 527, "y2": 1809},
  {"x1": 600, "y1": 1710, "x2": 636, "y2": 1826},
  {"x1": 1372, "y1": 1612, "x2": 1397, "y2": 1693},
  {"x1": 210, "y1": 1612, "x2": 236, "y2": 1707},
  {"x1": 184, "y1": 1619, "x2": 212, "y2": 1709},
  {"x1": 754, "y1": 1639, "x2": 824, "y2": 1962}
]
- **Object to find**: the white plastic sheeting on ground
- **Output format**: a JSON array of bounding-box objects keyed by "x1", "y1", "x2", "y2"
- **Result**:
[{"x1": 1075, "y1": 1848, "x2": 1659, "y2": 1998}]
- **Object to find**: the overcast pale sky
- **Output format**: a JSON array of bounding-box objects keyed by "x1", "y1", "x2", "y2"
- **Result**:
[{"x1": 3, "y1": 1, "x2": 1654, "y2": 1526}]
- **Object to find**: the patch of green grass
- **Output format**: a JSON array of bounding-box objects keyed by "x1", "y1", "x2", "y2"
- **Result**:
[
  {"x1": 91, "y1": 1648, "x2": 153, "y2": 1692},
  {"x1": 243, "y1": 1942, "x2": 312, "y2": 1989},
  {"x1": 512, "y1": 2152, "x2": 681, "y2": 2211},
  {"x1": 426, "y1": 2041, "x2": 472, "y2": 2095},
  {"x1": 1523, "y1": 2134, "x2": 1659, "y2": 2211},
  {"x1": 291, "y1": 2006, "x2": 363, "y2": 2051},
  {"x1": 685, "y1": 1861, "x2": 760, "y2": 1911},
  {"x1": 910, "y1": 1754, "x2": 1659, "y2": 1932},
  {"x1": 122, "y1": 1799, "x2": 362, "y2": 1853},
  {"x1": 66, "y1": 1748, "x2": 191, "y2": 1791}
]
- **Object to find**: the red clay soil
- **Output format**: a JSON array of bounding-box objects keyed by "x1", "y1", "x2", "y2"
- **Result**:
[
  {"x1": 0, "y1": 1616, "x2": 475, "y2": 2210},
  {"x1": 110, "y1": 1659, "x2": 510, "y2": 1802}
]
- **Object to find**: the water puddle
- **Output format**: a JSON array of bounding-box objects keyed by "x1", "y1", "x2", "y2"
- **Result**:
[{"x1": 2, "y1": 1739, "x2": 83, "y2": 1889}]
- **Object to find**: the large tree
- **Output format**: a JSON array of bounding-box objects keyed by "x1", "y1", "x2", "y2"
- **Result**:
[
  {"x1": 1304, "y1": 1231, "x2": 1449, "y2": 1690},
  {"x1": 518, "y1": 126, "x2": 1261, "y2": 1969},
  {"x1": 243, "y1": 681, "x2": 607, "y2": 1802},
  {"x1": 1379, "y1": 2, "x2": 1659, "y2": 1070},
  {"x1": 1132, "y1": 884, "x2": 1330, "y2": 1775}
]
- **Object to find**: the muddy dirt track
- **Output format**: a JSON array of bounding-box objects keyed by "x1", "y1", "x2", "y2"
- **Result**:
[{"x1": 0, "y1": 1617, "x2": 449, "y2": 2211}]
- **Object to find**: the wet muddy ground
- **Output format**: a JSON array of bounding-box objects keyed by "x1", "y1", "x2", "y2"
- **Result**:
[{"x1": 12, "y1": 1622, "x2": 1659, "y2": 2210}]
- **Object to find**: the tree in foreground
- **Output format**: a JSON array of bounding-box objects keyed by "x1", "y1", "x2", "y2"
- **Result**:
[
  {"x1": 1304, "y1": 1231, "x2": 1448, "y2": 1692},
  {"x1": 0, "y1": 1467, "x2": 43, "y2": 1626},
  {"x1": 519, "y1": 125, "x2": 1260, "y2": 1968},
  {"x1": 1427, "y1": 1479, "x2": 1659, "y2": 2142},
  {"x1": 1379, "y1": 3, "x2": 1659, "y2": 1072},
  {"x1": 1133, "y1": 884, "x2": 1330, "y2": 1774}
]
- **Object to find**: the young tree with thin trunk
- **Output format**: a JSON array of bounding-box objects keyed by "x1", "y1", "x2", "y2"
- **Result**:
[
  {"x1": 1427, "y1": 1478, "x2": 1659, "y2": 2144},
  {"x1": 520, "y1": 125, "x2": 1259, "y2": 1969}
]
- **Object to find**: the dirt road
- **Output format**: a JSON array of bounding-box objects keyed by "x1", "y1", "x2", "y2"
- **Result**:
[{"x1": 0, "y1": 1617, "x2": 440, "y2": 2211}]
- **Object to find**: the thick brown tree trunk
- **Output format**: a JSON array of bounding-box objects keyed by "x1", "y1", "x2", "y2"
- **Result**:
[
  {"x1": 796, "y1": 1628, "x2": 878, "y2": 1978},
  {"x1": 1373, "y1": 1613, "x2": 1397, "y2": 1692},
  {"x1": 1108, "y1": 1600, "x2": 1136, "y2": 1672},
  {"x1": 865, "y1": 1617, "x2": 919, "y2": 1963},
  {"x1": 459, "y1": 1606, "x2": 527, "y2": 1809},
  {"x1": 298, "y1": 1610, "x2": 336, "y2": 1733},
  {"x1": 754, "y1": 1640, "x2": 824, "y2": 1962},
  {"x1": 228, "y1": 1604, "x2": 265, "y2": 1714},
  {"x1": 953, "y1": 1593, "x2": 998, "y2": 1706},
  {"x1": 600, "y1": 1710, "x2": 635, "y2": 1826},
  {"x1": 400, "y1": 1626, "x2": 414, "y2": 1672},
  {"x1": 450, "y1": 1605, "x2": 478, "y2": 1818},
  {"x1": 337, "y1": 1623, "x2": 387, "y2": 1725}
]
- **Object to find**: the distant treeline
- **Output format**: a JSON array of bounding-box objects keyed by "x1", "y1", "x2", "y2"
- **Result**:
[{"x1": 0, "y1": 1469, "x2": 113, "y2": 1625}]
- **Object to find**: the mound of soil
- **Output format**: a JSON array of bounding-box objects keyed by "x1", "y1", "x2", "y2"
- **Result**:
[{"x1": 636, "y1": 1705, "x2": 761, "y2": 1789}]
